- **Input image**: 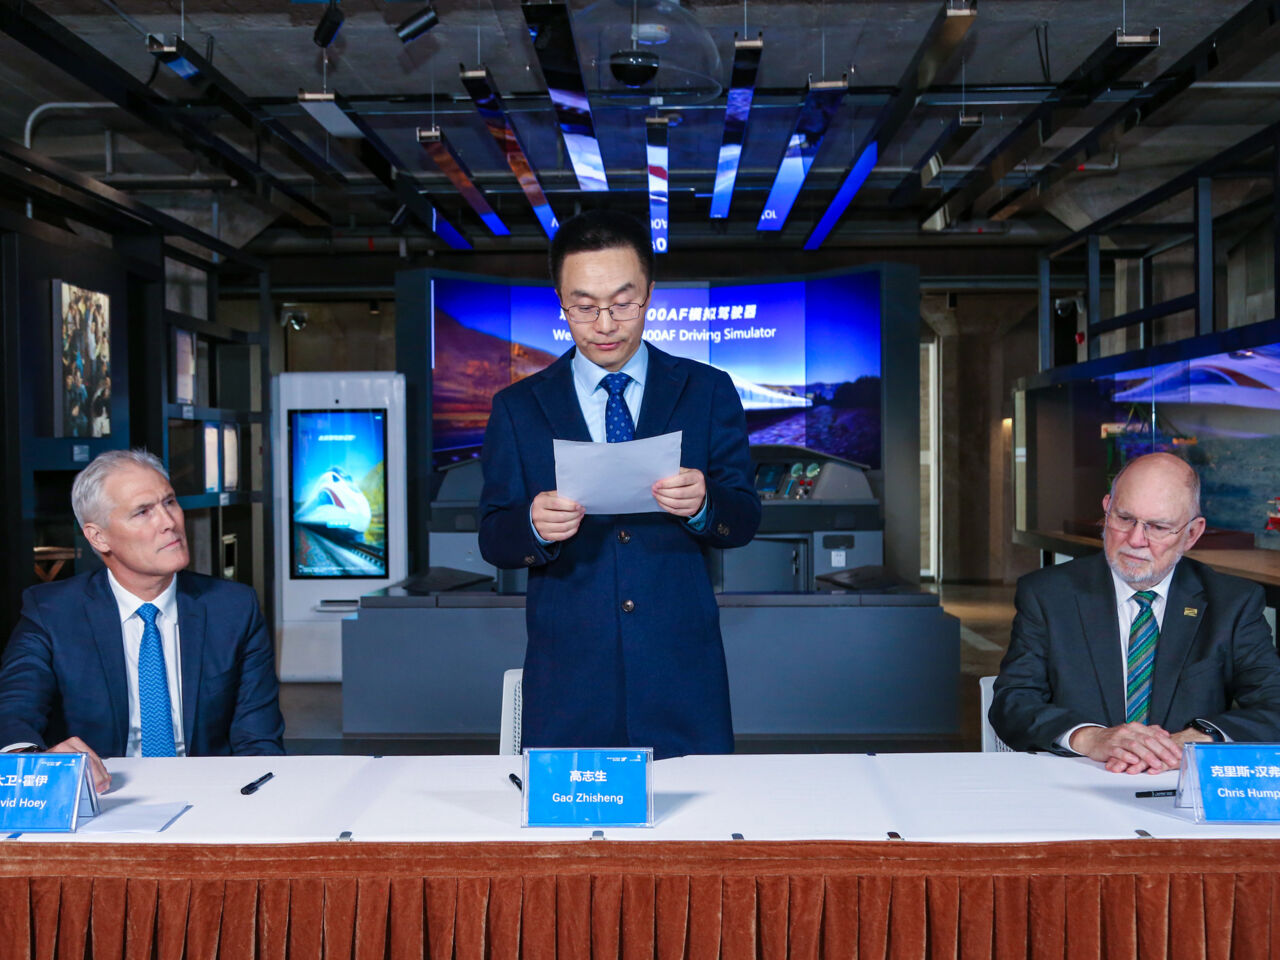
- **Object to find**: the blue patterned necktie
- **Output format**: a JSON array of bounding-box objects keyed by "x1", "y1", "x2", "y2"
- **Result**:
[
  {"x1": 601, "y1": 372, "x2": 635, "y2": 443},
  {"x1": 136, "y1": 602, "x2": 177, "y2": 757},
  {"x1": 1125, "y1": 590, "x2": 1159, "y2": 724}
]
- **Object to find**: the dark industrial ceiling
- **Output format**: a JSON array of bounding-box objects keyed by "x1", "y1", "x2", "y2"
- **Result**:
[{"x1": 2, "y1": 0, "x2": 1279, "y2": 257}]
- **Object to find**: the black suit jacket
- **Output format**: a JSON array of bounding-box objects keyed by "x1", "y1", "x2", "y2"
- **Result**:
[
  {"x1": 0, "y1": 569, "x2": 285, "y2": 757},
  {"x1": 991, "y1": 553, "x2": 1280, "y2": 752}
]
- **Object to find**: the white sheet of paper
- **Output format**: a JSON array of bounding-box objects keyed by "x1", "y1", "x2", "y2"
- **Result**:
[
  {"x1": 554, "y1": 431, "x2": 682, "y2": 514},
  {"x1": 78, "y1": 800, "x2": 191, "y2": 833}
]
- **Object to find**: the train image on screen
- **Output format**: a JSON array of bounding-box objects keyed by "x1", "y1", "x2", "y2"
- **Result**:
[
  {"x1": 1110, "y1": 347, "x2": 1280, "y2": 439},
  {"x1": 295, "y1": 468, "x2": 372, "y2": 534},
  {"x1": 289, "y1": 408, "x2": 388, "y2": 579}
]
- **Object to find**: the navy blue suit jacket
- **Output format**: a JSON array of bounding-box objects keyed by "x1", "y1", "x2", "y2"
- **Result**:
[
  {"x1": 991, "y1": 553, "x2": 1280, "y2": 752},
  {"x1": 478, "y1": 344, "x2": 761, "y2": 759},
  {"x1": 0, "y1": 569, "x2": 285, "y2": 757}
]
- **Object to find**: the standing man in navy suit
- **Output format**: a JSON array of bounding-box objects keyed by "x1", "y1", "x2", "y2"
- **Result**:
[
  {"x1": 479, "y1": 209, "x2": 761, "y2": 760},
  {"x1": 0, "y1": 449, "x2": 285, "y2": 791}
]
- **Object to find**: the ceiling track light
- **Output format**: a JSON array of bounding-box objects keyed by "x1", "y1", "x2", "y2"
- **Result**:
[
  {"x1": 313, "y1": 0, "x2": 344, "y2": 49},
  {"x1": 145, "y1": 34, "x2": 200, "y2": 79},
  {"x1": 396, "y1": 4, "x2": 439, "y2": 44}
]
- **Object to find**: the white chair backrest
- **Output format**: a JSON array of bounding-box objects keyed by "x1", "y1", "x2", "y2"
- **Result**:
[
  {"x1": 499, "y1": 668, "x2": 523, "y2": 755},
  {"x1": 979, "y1": 676, "x2": 1015, "y2": 753}
]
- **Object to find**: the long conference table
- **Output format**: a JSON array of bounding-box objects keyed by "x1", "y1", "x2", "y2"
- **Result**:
[{"x1": 4, "y1": 752, "x2": 1280, "y2": 959}]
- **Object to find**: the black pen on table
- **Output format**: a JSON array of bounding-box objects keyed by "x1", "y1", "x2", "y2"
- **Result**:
[
  {"x1": 241, "y1": 772, "x2": 274, "y2": 795},
  {"x1": 509, "y1": 773, "x2": 523, "y2": 792},
  {"x1": 1135, "y1": 789, "x2": 1176, "y2": 799}
]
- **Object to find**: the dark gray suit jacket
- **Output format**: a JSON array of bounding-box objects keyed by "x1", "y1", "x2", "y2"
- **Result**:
[{"x1": 990, "y1": 553, "x2": 1280, "y2": 753}]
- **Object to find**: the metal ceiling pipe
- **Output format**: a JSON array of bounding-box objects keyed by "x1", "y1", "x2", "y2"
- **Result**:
[{"x1": 23, "y1": 101, "x2": 120, "y2": 217}]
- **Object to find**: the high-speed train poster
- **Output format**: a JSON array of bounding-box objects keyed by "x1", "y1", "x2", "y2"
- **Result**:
[{"x1": 288, "y1": 408, "x2": 388, "y2": 578}]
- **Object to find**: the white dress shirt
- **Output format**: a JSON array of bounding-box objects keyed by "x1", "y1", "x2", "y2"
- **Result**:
[
  {"x1": 106, "y1": 570, "x2": 188, "y2": 757},
  {"x1": 1059, "y1": 563, "x2": 1205, "y2": 752},
  {"x1": 4, "y1": 571, "x2": 188, "y2": 755}
]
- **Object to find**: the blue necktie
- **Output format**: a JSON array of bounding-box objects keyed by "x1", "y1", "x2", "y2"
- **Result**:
[
  {"x1": 136, "y1": 603, "x2": 177, "y2": 757},
  {"x1": 1125, "y1": 591, "x2": 1159, "y2": 724},
  {"x1": 601, "y1": 372, "x2": 635, "y2": 443}
]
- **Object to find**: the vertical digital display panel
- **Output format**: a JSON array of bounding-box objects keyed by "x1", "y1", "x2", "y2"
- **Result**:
[
  {"x1": 289, "y1": 409, "x2": 388, "y2": 579},
  {"x1": 757, "y1": 80, "x2": 847, "y2": 231},
  {"x1": 710, "y1": 37, "x2": 763, "y2": 219},
  {"x1": 523, "y1": 1, "x2": 609, "y2": 192},
  {"x1": 646, "y1": 117, "x2": 670, "y2": 254}
]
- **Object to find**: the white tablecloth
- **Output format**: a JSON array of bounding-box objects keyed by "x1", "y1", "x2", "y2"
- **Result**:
[{"x1": 11, "y1": 751, "x2": 1280, "y2": 844}]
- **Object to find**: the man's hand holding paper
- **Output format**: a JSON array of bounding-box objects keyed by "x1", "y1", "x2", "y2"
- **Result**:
[
  {"x1": 553, "y1": 431, "x2": 684, "y2": 516},
  {"x1": 530, "y1": 491, "x2": 585, "y2": 542},
  {"x1": 652, "y1": 467, "x2": 706, "y2": 517}
]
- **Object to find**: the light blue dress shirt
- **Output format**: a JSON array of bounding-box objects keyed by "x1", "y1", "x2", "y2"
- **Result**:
[
  {"x1": 572, "y1": 340, "x2": 649, "y2": 442},
  {"x1": 531, "y1": 343, "x2": 708, "y2": 543}
]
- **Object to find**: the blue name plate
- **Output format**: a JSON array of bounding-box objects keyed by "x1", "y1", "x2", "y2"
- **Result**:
[
  {"x1": 523, "y1": 748, "x2": 652, "y2": 828},
  {"x1": 0, "y1": 753, "x2": 99, "y2": 833},
  {"x1": 1178, "y1": 743, "x2": 1280, "y2": 822}
]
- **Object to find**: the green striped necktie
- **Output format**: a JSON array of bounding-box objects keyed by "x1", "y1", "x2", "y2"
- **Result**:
[{"x1": 1125, "y1": 590, "x2": 1159, "y2": 724}]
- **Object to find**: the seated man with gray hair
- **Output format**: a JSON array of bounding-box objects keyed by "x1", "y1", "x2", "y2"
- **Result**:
[
  {"x1": 991, "y1": 452, "x2": 1280, "y2": 773},
  {"x1": 0, "y1": 449, "x2": 284, "y2": 791}
]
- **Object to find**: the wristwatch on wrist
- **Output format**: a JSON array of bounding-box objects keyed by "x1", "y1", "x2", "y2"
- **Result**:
[{"x1": 1186, "y1": 719, "x2": 1225, "y2": 742}]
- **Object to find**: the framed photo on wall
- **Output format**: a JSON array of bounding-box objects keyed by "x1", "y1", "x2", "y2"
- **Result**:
[
  {"x1": 203, "y1": 422, "x2": 221, "y2": 493},
  {"x1": 52, "y1": 280, "x2": 111, "y2": 438},
  {"x1": 222, "y1": 422, "x2": 240, "y2": 492},
  {"x1": 172, "y1": 329, "x2": 196, "y2": 405}
]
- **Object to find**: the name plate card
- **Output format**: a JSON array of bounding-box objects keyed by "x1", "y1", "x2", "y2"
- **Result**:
[
  {"x1": 523, "y1": 748, "x2": 652, "y2": 828},
  {"x1": 1177, "y1": 743, "x2": 1280, "y2": 823},
  {"x1": 0, "y1": 753, "x2": 99, "y2": 833}
]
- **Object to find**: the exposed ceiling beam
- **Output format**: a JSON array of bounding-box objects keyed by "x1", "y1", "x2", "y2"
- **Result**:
[
  {"x1": 296, "y1": 91, "x2": 470, "y2": 250},
  {"x1": 0, "y1": 0, "x2": 330, "y2": 228},
  {"x1": 921, "y1": 27, "x2": 1160, "y2": 232},
  {"x1": 0, "y1": 136, "x2": 262, "y2": 266},
  {"x1": 1047, "y1": 118, "x2": 1280, "y2": 260},
  {"x1": 147, "y1": 35, "x2": 346, "y2": 190},
  {"x1": 889, "y1": 112, "x2": 983, "y2": 208},
  {"x1": 805, "y1": 0, "x2": 976, "y2": 247},
  {"x1": 987, "y1": 0, "x2": 1280, "y2": 222}
]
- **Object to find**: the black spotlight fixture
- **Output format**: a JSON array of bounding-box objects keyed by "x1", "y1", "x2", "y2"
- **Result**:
[
  {"x1": 396, "y1": 3, "x2": 439, "y2": 45},
  {"x1": 313, "y1": 0, "x2": 344, "y2": 48}
]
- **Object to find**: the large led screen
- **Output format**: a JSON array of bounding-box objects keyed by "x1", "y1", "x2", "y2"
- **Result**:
[
  {"x1": 1102, "y1": 344, "x2": 1280, "y2": 541},
  {"x1": 288, "y1": 409, "x2": 388, "y2": 579},
  {"x1": 431, "y1": 271, "x2": 882, "y2": 469}
]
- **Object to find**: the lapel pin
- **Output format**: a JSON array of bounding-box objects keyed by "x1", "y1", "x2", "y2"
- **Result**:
[{"x1": 1183, "y1": 607, "x2": 1198, "y2": 617}]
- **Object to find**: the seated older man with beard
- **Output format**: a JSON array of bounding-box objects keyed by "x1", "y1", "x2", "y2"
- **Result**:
[{"x1": 991, "y1": 452, "x2": 1280, "y2": 773}]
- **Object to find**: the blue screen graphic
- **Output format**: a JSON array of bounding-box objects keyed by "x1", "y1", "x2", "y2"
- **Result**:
[
  {"x1": 432, "y1": 271, "x2": 882, "y2": 468},
  {"x1": 289, "y1": 409, "x2": 388, "y2": 579}
]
